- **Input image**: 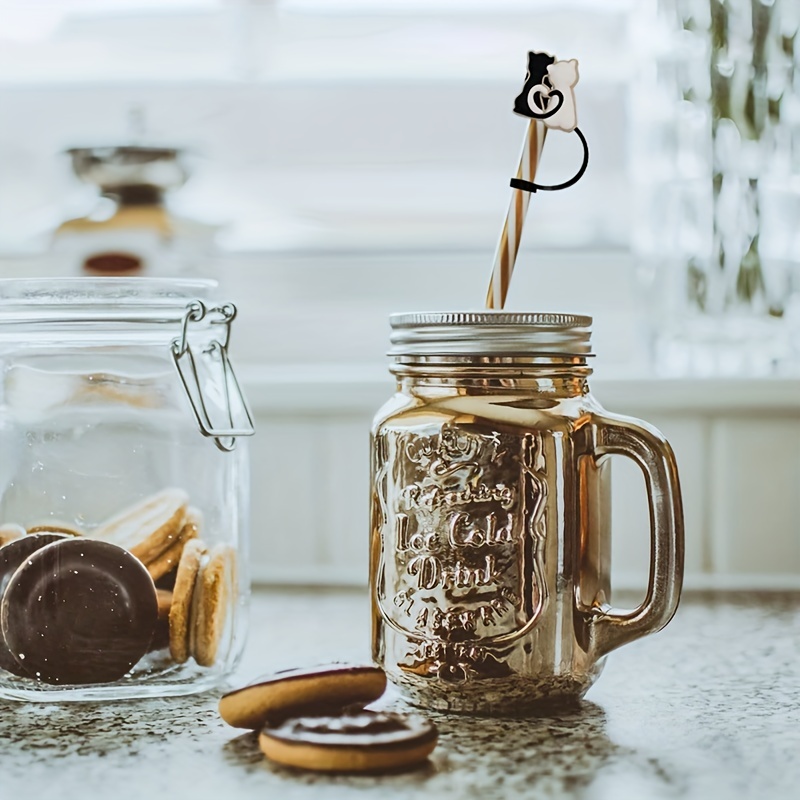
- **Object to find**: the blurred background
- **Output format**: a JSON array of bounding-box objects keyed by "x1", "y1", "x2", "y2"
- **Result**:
[
  {"x1": 0, "y1": 0, "x2": 636, "y2": 366},
  {"x1": 2, "y1": 0, "x2": 800, "y2": 590}
]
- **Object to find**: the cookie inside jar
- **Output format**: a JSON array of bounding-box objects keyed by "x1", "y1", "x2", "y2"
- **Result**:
[{"x1": 0, "y1": 489, "x2": 238, "y2": 695}]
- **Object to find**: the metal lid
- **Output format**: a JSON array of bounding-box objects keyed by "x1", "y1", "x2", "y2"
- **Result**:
[
  {"x1": 389, "y1": 311, "x2": 593, "y2": 356},
  {"x1": 66, "y1": 145, "x2": 188, "y2": 196}
]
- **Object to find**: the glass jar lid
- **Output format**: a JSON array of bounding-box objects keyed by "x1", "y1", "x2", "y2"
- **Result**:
[
  {"x1": 389, "y1": 311, "x2": 593, "y2": 357},
  {"x1": 0, "y1": 277, "x2": 214, "y2": 319},
  {"x1": 0, "y1": 278, "x2": 254, "y2": 451}
]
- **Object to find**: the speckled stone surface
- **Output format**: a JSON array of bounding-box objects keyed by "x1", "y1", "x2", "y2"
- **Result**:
[{"x1": 1, "y1": 589, "x2": 799, "y2": 800}]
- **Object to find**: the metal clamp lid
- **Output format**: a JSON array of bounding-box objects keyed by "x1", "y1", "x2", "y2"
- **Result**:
[{"x1": 171, "y1": 300, "x2": 255, "y2": 452}]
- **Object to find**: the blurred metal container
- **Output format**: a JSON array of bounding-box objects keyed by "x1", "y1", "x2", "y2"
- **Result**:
[
  {"x1": 54, "y1": 145, "x2": 218, "y2": 278},
  {"x1": 67, "y1": 146, "x2": 189, "y2": 199}
]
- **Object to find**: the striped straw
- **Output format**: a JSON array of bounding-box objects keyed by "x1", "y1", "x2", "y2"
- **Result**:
[{"x1": 485, "y1": 119, "x2": 547, "y2": 309}]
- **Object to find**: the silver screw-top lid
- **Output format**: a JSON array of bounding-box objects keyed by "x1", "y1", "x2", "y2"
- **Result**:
[{"x1": 389, "y1": 311, "x2": 593, "y2": 356}]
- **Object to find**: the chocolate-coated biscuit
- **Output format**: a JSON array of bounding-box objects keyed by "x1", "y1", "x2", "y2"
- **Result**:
[
  {"x1": 258, "y1": 710, "x2": 437, "y2": 773},
  {"x1": 219, "y1": 664, "x2": 387, "y2": 730},
  {"x1": 0, "y1": 533, "x2": 70, "y2": 676},
  {"x1": 192, "y1": 544, "x2": 235, "y2": 667},
  {"x1": 94, "y1": 488, "x2": 188, "y2": 564},
  {"x1": 1, "y1": 538, "x2": 158, "y2": 685},
  {"x1": 168, "y1": 538, "x2": 207, "y2": 664},
  {"x1": 149, "y1": 619, "x2": 171, "y2": 653}
]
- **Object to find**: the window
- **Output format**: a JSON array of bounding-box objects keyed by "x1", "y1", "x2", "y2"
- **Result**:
[
  {"x1": 1, "y1": 1, "x2": 633, "y2": 251},
  {"x1": 0, "y1": 0, "x2": 644, "y2": 370},
  {"x1": 1, "y1": 2, "x2": 793, "y2": 589}
]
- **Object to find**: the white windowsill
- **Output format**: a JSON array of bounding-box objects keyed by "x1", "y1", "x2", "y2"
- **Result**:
[{"x1": 240, "y1": 365, "x2": 800, "y2": 414}]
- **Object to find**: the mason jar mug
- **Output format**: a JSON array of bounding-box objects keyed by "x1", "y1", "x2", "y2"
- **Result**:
[
  {"x1": 370, "y1": 312, "x2": 684, "y2": 715},
  {"x1": 0, "y1": 278, "x2": 253, "y2": 700}
]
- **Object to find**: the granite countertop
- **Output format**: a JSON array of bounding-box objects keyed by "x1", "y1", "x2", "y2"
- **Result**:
[{"x1": 1, "y1": 589, "x2": 798, "y2": 800}]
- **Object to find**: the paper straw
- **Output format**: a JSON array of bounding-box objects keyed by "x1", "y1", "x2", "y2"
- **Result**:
[{"x1": 485, "y1": 119, "x2": 547, "y2": 309}]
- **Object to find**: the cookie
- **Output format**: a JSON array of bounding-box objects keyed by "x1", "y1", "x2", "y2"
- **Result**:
[
  {"x1": 94, "y1": 488, "x2": 188, "y2": 564},
  {"x1": 192, "y1": 544, "x2": 235, "y2": 667},
  {"x1": 148, "y1": 590, "x2": 173, "y2": 652},
  {"x1": 0, "y1": 523, "x2": 26, "y2": 547},
  {"x1": 185, "y1": 506, "x2": 204, "y2": 533},
  {"x1": 155, "y1": 570, "x2": 178, "y2": 592},
  {"x1": 1, "y1": 538, "x2": 158, "y2": 684},
  {"x1": 258, "y1": 710, "x2": 437, "y2": 773},
  {"x1": 26, "y1": 521, "x2": 84, "y2": 537},
  {"x1": 156, "y1": 589, "x2": 173, "y2": 620},
  {"x1": 0, "y1": 533, "x2": 70, "y2": 676},
  {"x1": 150, "y1": 619, "x2": 171, "y2": 653},
  {"x1": 146, "y1": 512, "x2": 200, "y2": 581},
  {"x1": 219, "y1": 665, "x2": 388, "y2": 730},
  {"x1": 168, "y1": 539, "x2": 207, "y2": 664}
]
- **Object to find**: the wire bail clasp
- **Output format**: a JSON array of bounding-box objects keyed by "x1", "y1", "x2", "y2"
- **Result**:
[{"x1": 171, "y1": 300, "x2": 255, "y2": 452}]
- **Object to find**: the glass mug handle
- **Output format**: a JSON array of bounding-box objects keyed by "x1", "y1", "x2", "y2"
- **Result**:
[{"x1": 579, "y1": 413, "x2": 685, "y2": 659}]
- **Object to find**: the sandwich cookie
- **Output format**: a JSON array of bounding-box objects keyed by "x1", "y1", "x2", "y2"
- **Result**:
[
  {"x1": 193, "y1": 544, "x2": 235, "y2": 667},
  {"x1": 169, "y1": 540, "x2": 235, "y2": 667},
  {"x1": 169, "y1": 539, "x2": 207, "y2": 663},
  {"x1": 149, "y1": 589, "x2": 173, "y2": 652},
  {"x1": 1, "y1": 538, "x2": 158, "y2": 684},
  {"x1": 26, "y1": 521, "x2": 84, "y2": 537},
  {"x1": 157, "y1": 588, "x2": 173, "y2": 620},
  {"x1": 0, "y1": 523, "x2": 26, "y2": 547},
  {"x1": 94, "y1": 488, "x2": 188, "y2": 565},
  {"x1": 146, "y1": 510, "x2": 200, "y2": 582},
  {"x1": 220, "y1": 664, "x2": 388, "y2": 730},
  {"x1": 0, "y1": 533, "x2": 70, "y2": 676},
  {"x1": 259, "y1": 710, "x2": 438, "y2": 773}
]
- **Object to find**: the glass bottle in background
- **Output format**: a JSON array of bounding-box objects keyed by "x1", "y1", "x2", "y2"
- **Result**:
[
  {"x1": 53, "y1": 142, "x2": 220, "y2": 279},
  {"x1": 631, "y1": 0, "x2": 800, "y2": 375}
]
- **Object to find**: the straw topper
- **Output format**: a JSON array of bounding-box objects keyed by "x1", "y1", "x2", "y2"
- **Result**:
[
  {"x1": 508, "y1": 50, "x2": 588, "y2": 193},
  {"x1": 513, "y1": 52, "x2": 580, "y2": 132},
  {"x1": 485, "y1": 50, "x2": 590, "y2": 309}
]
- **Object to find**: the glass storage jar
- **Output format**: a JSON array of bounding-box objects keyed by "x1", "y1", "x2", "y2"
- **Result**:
[
  {"x1": 0, "y1": 278, "x2": 253, "y2": 701},
  {"x1": 370, "y1": 312, "x2": 684, "y2": 715}
]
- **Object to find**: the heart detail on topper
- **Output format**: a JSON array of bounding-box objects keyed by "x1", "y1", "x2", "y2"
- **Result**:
[
  {"x1": 512, "y1": 51, "x2": 579, "y2": 133},
  {"x1": 527, "y1": 84, "x2": 564, "y2": 122}
]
